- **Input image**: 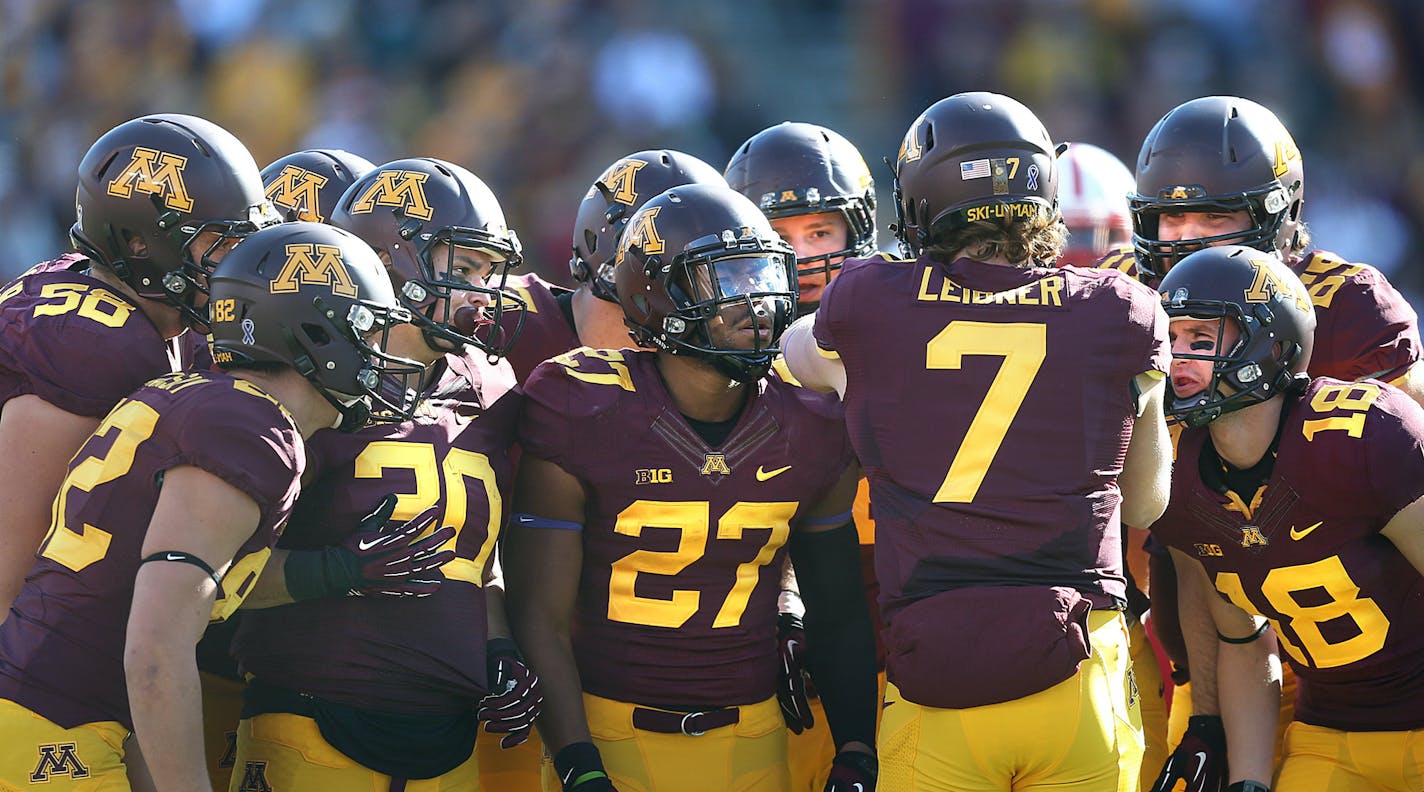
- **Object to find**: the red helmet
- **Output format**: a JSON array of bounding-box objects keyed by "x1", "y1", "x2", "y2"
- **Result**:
[
  {"x1": 332, "y1": 158, "x2": 524, "y2": 357},
  {"x1": 614, "y1": 184, "x2": 797, "y2": 382},
  {"x1": 262, "y1": 149, "x2": 375, "y2": 223},
  {"x1": 1130, "y1": 96, "x2": 1305, "y2": 280},
  {"x1": 71, "y1": 113, "x2": 281, "y2": 330},
  {"x1": 1056, "y1": 143, "x2": 1134, "y2": 268},
  {"x1": 570, "y1": 150, "x2": 726, "y2": 303},
  {"x1": 724, "y1": 122, "x2": 877, "y2": 281},
  {"x1": 892, "y1": 92, "x2": 1058, "y2": 257}
]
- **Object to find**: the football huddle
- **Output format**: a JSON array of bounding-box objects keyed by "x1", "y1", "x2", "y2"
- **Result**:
[{"x1": 0, "y1": 89, "x2": 1420, "y2": 792}]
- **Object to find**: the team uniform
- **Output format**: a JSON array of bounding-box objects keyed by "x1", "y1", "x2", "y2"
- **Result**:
[
  {"x1": 1151, "y1": 378, "x2": 1424, "y2": 790},
  {"x1": 0, "y1": 371, "x2": 303, "y2": 789},
  {"x1": 519, "y1": 348, "x2": 854, "y2": 792},
  {"x1": 497, "y1": 273, "x2": 579, "y2": 383},
  {"x1": 815, "y1": 255, "x2": 1168, "y2": 791},
  {"x1": 229, "y1": 356, "x2": 518, "y2": 792}
]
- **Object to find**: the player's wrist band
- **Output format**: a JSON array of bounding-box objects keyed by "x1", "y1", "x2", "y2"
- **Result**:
[
  {"x1": 553, "y1": 741, "x2": 608, "y2": 791},
  {"x1": 140, "y1": 550, "x2": 221, "y2": 587},
  {"x1": 1217, "y1": 621, "x2": 1270, "y2": 644}
]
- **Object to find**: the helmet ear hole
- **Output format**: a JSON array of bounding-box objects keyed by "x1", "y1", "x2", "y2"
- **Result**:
[{"x1": 301, "y1": 322, "x2": 332, "y2": 346}]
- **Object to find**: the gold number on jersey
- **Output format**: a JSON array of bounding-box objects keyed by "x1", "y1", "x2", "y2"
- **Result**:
[
  {"x1": 607, "y1": 500, "x2": 796, "y2": 629},
  {"x1": 33, "y1": 282, "x2": 133, "y2": 327},
  {"x1": 925, "y1": 321, "x2": 1047, "y2": 502},
  {"x1": 551, "y1": 348, "x2": 636, "y2": 392},
  {"x1": 1215, "y1": 556, "x2": 1389, "y2": 669},
  {"x1": 353, "y1": 441, "x2": 502, "y2": 586},
  {"x1": 39, "y1": 399, "x2": 160, "y2": 571},
  {"x1": 1298, "y1": 256, "x2": 1362, "y2": 310},
  {"x1": 1301, "y1": 382, "x2": 1380, "y2": 441}
]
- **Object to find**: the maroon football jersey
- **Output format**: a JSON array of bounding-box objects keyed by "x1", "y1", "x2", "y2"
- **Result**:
[
  {"x1": 1152, "y1": 378, "x2": 1424, "y2": 731},
  {"x1": 0, "y1": 255, "x2": 174, "y2": 417},
  {"x1": 233, "y1": 391, "x2": 519, "y2": 714},
  {"x1": 518, "y1": 349, "x2": 854, "y2": 707},
  {"x1": 815, "y1": 256, "x2": 1169, "y2": 621},
  {"x1": 497, "y1": 272, "x2": 579, "y2": 382},
  {"x1": 0, "y1": 371, "x2": 304, "y2": 729},
  {"x1": 1289, "y1": 250, "x2": 1420, "y2": 383}
]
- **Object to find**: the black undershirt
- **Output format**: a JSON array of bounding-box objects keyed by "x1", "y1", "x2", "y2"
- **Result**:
[
  {"x1": 683, "y1": 413, "x2": 740, "y2": 447},
  {"x1": 554, "y1": 288, "x2": 577, "y2": 335}
]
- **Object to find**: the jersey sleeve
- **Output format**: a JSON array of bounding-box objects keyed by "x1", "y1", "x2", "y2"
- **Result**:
[
  {"x1": 0, "y1": 306, "x2": 170, "y2": 417},
  {"x1": 170, "y1": 384, "x2": 304, "y2": 515},
  {"x1": 811, "y1": 274, "x2": 847, "y2": 356},
  {"x1": 1365, "y1": 387, "x2": 1424, "y2": 518},
  {"x1": 516, "y1": 358, "x2": 579, "y2": 469},
  {"x1": 1123, "y1": 274, "x2": 1171, "y2": 378},
  {"x1": 1299, "y1": 255, "x2": 1420, "y2": 382}
]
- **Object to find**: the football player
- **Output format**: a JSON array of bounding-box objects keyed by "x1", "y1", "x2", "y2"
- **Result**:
[
  {"x1": 725, "y1": 120, "x2": 882, "y2": 791},
  {"x1": 261, "y1": 148, "x2": 375, "y2": 223},
  {"x1": 1152, "y1": 244, "x2": 1424, "y2": 792},
  {"x1": 227, "y1": 157, "x2": 539, "y2": 791},
  {"x1": 1056, "y1": 140, "x2": 1173, "y2": 788},
  {"x1": 1112, "y1": 97, "x2": 1424, "y2": 791},
  {"x1": 495, "y1": 149, "x2": 727, "y2": 383},
  {"x1": 0, "y1": 220, "x2": 414, "y2": 790},
  {"x1": 0, "y1": 113, "x2": 279, "y2": 618},
  {"x1": 506, "y1": 183, "x2": 879, "y2": 792},
  {"x1": 782, "y1": 91, "x2": 1171, "y2": 791}
]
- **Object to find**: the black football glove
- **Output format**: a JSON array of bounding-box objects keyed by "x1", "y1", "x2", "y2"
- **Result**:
[
  {"x1": 553, "y1": 742, "x2": 617, "y2": 791},
  {"x1": 1149, "y1": 715, "x2": 1228, "y2": 792},
  {"x1": 777, "y1": 611, "x2": 815, "y2": 733},
  {"x1": 285, "y1": 494, "x2": 458, "y2": 600},
  {"x1": 823, "y1": 749, "x2": 877, "y2": 792},
  {"x1": 477, "y1": 638, "x2": 543, "y2": 748}
]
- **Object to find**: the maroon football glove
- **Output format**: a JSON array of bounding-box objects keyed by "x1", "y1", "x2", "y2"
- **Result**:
[
  {"x1": 284, "y1": 495, "x2": 457, "y2": 600},
  {"x1": 823, "y1": 749, "x2": 877, "y2": 792},
  {"x1": 478, "y1": 638, "x2": 543, "y2": 748},
  {"x1": 1149, "y1": 715, "x2": 1228, "y2": 792},
  {"x1": 777, "y1": 611, "x2": 815, "y2": 733}
]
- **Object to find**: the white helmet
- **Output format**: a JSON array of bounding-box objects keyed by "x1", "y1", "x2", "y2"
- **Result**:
[{"x1": 1056, "y1": 142, "x2": 1134, "y2": 267}]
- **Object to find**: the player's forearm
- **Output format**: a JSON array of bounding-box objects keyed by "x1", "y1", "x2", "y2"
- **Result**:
[
  {"x1": 1218, "y1": 636, "x2": 1281, "y2": 784},
  {"x1": 517, "y1": 620, "x2": 592, "y2": 752},
  {"x1": 125, "y1": 638, "x2": 211, "y2": 790},
  {"x1": 1175, "y1": 555, "x2": 1221, "y2": 715},
  {"x1": 238, "y1": 547, "x2": 297, "y2": 609},
  {"x1": 485, "y1": 581, "x2": 513, "y2": 640},
  {"x1": 780, "y1": 315, "x2": 844, "y2": 395}
]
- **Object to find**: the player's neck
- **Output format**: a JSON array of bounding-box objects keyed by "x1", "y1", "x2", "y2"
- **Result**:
[
  {"x1": 231, "y1": 368, "x2": 340, "y2": 439},
  {"x1": 655, "y1": 353, "x2": 748, "y2": 423},
  {"x1": 572, "y1": 287, "x2": 643, "y2": 350},
  {"x1": 1207, "y1": 396, "x2": 1285, "y2": 469}
]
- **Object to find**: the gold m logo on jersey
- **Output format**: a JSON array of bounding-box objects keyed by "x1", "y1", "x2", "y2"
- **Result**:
[
  {"x1": 349, "y1": 170, "x2": 433, "y2": 220},
  {"x1": 700, "y1": 453, "x2": 731, "y2": 476},
  {"x1": 265, "y1": 165, "x2": 329, "y2": 222},
  {"x1": 1244, "y1": 256, "x2": 1309, "y2": 313},
  {"x1": 270, "y1": 243, "x2": 358, "y2": 298},
  {"x1": 30, "y1": 742, "x2": 89, "y2": 781},
  {"x1": 106, "y1": 147, "x2": 194, "y2": 212},
  {"x1": 1239, "y1": 525, "x2": 1269, "y2": 548},
  {"x1": 600, "y1": 158, "x2": 649, "y2": 205},
  {"x1": 624, "y1": 206, "x2": 666, "y2": 257},
  {"x1": 899, "y1": 118, "x2": 924, "y2": 164}
]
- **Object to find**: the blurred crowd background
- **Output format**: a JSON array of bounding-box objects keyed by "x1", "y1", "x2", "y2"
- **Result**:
[{"x1": 3, "y1": 0, "x2": 1422, "y2": 303}]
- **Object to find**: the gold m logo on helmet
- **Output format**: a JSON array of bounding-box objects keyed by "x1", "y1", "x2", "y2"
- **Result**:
[
  {"x1": 30, "y1": 743, "x2": 89, "y2": 781},
  {"x1": 106, "y1": 147, "x2": 194, "y2": 212},
  {"x1": 265, "y1": 165, "x2": 329, "y2": 222},
  {"x1": 624, "y1": 206, "x2": 666, "y2": 257},
  {"x1": 270, "y1": 243, "x2": 358, "y2": 298},
  {"x1": 600, "y1": 158, "x2": 650, "y2": 205},
  {"x1": 898, "y1": 119, "x2": 924, "y2": 165},
  {"x1": 349, "y1": 170, "x2": 433, "y2": 220},
  {"x1": 1168, "y1": 186, "x2": 1189, "y2": 200},
  {"x1": 1273, "y1": 138, "x2": 1300, "y2": 180},
  {"x1": 1244, "y1": 256, "x2": 1309, "y2": 313}
]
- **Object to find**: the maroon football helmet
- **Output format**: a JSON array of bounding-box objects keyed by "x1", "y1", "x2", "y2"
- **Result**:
[{"x1": 262, "y1": 149, "x2": 375, "y2": 224}]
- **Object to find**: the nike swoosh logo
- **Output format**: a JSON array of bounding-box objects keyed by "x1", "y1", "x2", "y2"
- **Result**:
[
  {"x1": 756, "y1": 465, "x2": 792, "y2": 481},
  {"x1": 1290, "y1": 521, "x2": 1323, "y2": 541},
  {"x1": 853, "y1": 784, "x2": 864, "y2": 792},
  {"x1": 165, "y1": 552, "x2": 187, "y2": 562},
  {"x1": 357, "y1": 536, "x2": 385, "y2": 551},
  {"x1": 1191, "y1": 751, "x2": 1207, "y2": 783}
]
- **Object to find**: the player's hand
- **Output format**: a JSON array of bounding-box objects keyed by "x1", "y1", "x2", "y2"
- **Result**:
[
  {"x1": 777, "y1": 611, "x2": 815, "y2": 733},
  {"x1": 477, "y1": 638, "x2": 543, "y2": 748},
  {"x1": 341, "y1": 495, "x2": 457, "y2": 597},
  {"x1": 553, "y1": 742, "x2": 617, "y2": 791},
  {"x1": 1149, "y1": 715, "x2": 1228, "y2": 792},
  {"x1": 823, "y1": 748, "x2": 877, "y2": 792}
]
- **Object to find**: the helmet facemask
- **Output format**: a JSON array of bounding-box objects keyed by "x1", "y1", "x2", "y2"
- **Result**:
[
  {"x1": 1163, "y1": 295, "x2": 1304, "y2": 427},
  {"x1": 296, "y1": 297, "x2": 426, "y2": 431},
  {"x1": 396, "y1": 216, "x2": 526, "y2": 358},
  {"x1": 1130, "y1": 185, "x2": 1292, "y2": 281}
]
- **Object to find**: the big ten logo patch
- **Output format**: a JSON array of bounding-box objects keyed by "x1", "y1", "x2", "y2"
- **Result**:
[
  {"x1": 30, "y1": 742, "x2": 89, "y2": 782},
  {"x1": 635, "y1": 468, "x2": 673, "y2": 485}
]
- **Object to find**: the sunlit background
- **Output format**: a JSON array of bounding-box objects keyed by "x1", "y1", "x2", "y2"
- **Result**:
[{"x1": 3, "y1": 0, "x2": 1421, "y2": 303}]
